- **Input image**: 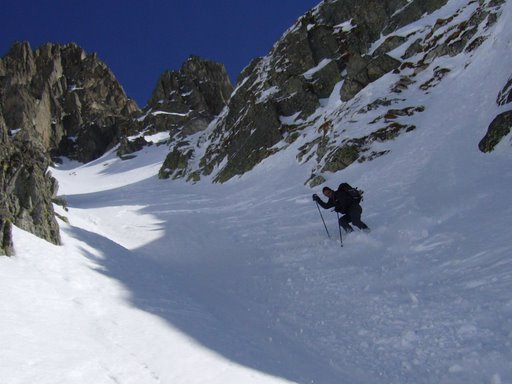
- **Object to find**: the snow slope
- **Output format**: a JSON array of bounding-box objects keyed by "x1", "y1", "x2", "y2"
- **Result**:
[{"x1": 2, "y1": 1, "x2": 512, "y2": 383}]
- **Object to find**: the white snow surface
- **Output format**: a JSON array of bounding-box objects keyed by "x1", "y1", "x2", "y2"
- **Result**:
[{"x1": 2, "y1": 1, "x2": 512, "y2": 383}]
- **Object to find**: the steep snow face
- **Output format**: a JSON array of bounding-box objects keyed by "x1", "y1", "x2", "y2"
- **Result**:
[
  {"x1": 2, "y1": 1, "x2": 512, "y2": 384},
  {"x1": 286, "y1": 0, "x2": 510, "y2": 183}
]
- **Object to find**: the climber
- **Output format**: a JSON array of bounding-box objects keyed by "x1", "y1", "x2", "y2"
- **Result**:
[{"x1": 313, "y1": 183, "x2": 369, "y2": 233}]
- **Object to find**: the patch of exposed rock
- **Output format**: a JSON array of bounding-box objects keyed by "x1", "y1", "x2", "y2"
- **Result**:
[
  {"x1": 180, "y1": 0, "x2": 453, "y2": 182},
  {"x1": 137, "y1": 56, "x2": 233, "y2": 180},
  {"x1": 0, "y1": 41, "x2": 139, "y2": 253},
  {"x1": 0, "y1": 109, "x2": 60, "y2": 255},
  {"x1": 0, "y1": 41, "x2": 139, "y2": 163}
]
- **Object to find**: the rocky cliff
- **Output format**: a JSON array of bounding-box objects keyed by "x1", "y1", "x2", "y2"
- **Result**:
[
  {"x1": 0, "y1": 41, "x2": 139, "y2": 254},
  {"x1": 479, "y1": 76, "x2": 512, "y2": 152},
  {"x1": 133, "y1": 56, "x2": 233, "y2": 180},
  {"x1": 0, "y1": 41, "x2": 139, "y2": 163},
  {"x1": 148, "y1": 0, "x2": 507, "y2": 185},
  {"x1": 0, "y1": 109, "x2": 60, "y2": 255}
]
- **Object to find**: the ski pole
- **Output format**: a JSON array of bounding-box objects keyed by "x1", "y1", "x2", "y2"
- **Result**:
[
  {"x1": 315, "y1": 201, "x2": 330, "y2": 238},
  {"x1": 336, "y1": 212, "x2": 343, "y2": 247}
]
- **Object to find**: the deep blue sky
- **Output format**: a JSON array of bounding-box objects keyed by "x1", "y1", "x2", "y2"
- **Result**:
[{"x1": 1, "y1": 0, "x2": 320, "y2": 106}]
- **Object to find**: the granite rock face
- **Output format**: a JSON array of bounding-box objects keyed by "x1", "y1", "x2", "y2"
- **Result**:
[
  {"x1": 165, "y1": 0, "x2": 453, "y2": 182},
  {"x1": 0, "y1": 112, "x2": 60, "y2": 255},
  {"x1": 479, "y1": 77, "x2": 512, "y2": 153},
  {"x1": 147, "y1": 56, "x2": 233, "y2": 131},
  {"x1": 0, "y1": 41, "x2": 139, "y2": 253},
  {"x1": 0, "y1": 41, "x2": 139, "y2": 163},
  {"x1": 479, "y1": 111, "x2": 512, "y2": 153},
  {"x1": 137, "y1": 56, "x2": 233, "y2": 180},
  {"x1": 181, "y1": 0, "x2": 503, "y2": 183}
]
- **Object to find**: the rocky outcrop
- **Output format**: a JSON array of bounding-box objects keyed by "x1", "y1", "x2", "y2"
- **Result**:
[
  {"x1": 162, "y1": 0, "x2": 453, "y2": 183},
  {"x1": 146, "y1": 56, "x2": 232, "y2": 133},
  {"x1": 0, "y1": 41, "x2": 140, "y2": 163},
  {"x1": 0, "y1": 126, "x2": 60, "y2": 255},
  {"x1": 479, "y1": 77, "x2": 512, "y2": 152},
  {"x1": 0, "y1": 41, "x2": 139, "y2": 253},
  {"x1": 138, "y1": 56, "x2": 232, "y2": 180},
  {"x1": 340, "y1": 53, "x2": 401, "y2": 101},
  {"x1": 479, "y1": 111, "x2": 512, "y2": 153},
  {"x1": 196, "y1": 0, "x2": 505, "y2": 183},
  {"x1": 0, "y1": 111, "x2": 14, "y2": 255}
]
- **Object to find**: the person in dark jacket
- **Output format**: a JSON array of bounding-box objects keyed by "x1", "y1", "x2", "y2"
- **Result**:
[{"x1": 313, "y1": 186, "x2": 369, "y2": 233}]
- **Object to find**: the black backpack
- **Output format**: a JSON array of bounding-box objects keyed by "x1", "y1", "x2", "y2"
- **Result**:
[{"x1": 337, "y1": 182, "x2": 364, "y2": 203}]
